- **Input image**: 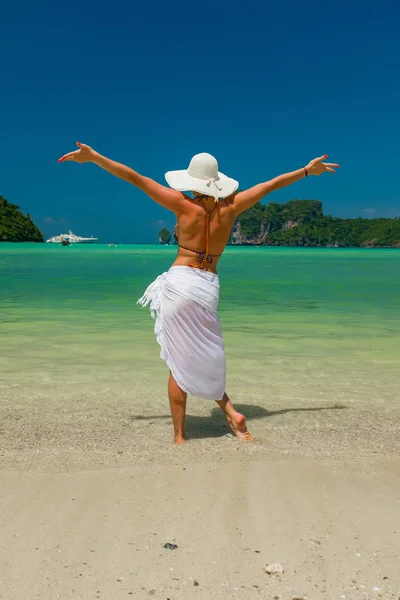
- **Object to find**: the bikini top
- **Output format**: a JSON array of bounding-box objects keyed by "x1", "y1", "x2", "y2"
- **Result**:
[{"x1": 174, "y1": 196, "x2": 222, "y2": 269}]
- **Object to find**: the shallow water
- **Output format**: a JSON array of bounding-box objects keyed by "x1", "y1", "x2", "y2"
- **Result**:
[{"x1": 1, "y1": 243, "x2": 399, "y2": 400}]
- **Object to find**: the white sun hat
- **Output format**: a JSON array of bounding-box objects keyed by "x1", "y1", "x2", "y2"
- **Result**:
[{"x1": 165, "y1": 153, "x2": 239, "y2": 202}]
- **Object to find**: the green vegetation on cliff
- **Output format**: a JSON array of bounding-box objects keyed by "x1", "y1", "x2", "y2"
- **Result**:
[
  {"x1": 0, "y1": 196, "x2": 44, "y2": 242},
  {"x1": 158, "y1": 227, "x2": 171, "y2": 244},
  {"x1": 231, "y1": 199, "x2": 400, "y2": 247}
]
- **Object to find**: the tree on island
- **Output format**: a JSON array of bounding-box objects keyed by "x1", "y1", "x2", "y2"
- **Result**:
[
  {"x1": 0, "y1": 196, "x2": 44, "y2": 242},
  {"x1": 159, "y1": 228, "x2": 171, "y2": 244}
]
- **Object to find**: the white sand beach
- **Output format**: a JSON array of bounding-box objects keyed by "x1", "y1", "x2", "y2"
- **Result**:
[
  {"x1": 1, "y1": 456, "x2": 399, "y2": 599},
  {"x1": 1, "y1": 377, "x2": 400, "y2": 600}
]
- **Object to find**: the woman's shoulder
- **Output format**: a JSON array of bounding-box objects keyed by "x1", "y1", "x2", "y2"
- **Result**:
[{"x1": 180, "y1": 193, "x2": 204, "y2": 213}]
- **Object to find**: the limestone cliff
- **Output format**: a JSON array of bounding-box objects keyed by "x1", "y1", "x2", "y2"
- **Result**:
[{"x1": 229, "y1": 199, "x2": 400, "y2": 248}]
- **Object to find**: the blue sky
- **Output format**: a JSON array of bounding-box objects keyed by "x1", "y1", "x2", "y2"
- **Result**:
[{"x1": 1, "y1": 0, "x2": 399, "y2": 242}]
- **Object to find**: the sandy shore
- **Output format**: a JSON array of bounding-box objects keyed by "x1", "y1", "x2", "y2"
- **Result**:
[
  {"x1": 1, "y1": 457, "x2": 399, "y2": 600},
  {"x1": 2, "y1": 243, "x2": 400, "y2": 598},
  {"x1": 1, "y1": 383, "x2": 400, "y2": 599}
]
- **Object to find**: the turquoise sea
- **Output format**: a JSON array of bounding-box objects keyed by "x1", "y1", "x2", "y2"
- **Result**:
[{"x1": 1, "y1": 243, "x2": 399, "y2": 439}]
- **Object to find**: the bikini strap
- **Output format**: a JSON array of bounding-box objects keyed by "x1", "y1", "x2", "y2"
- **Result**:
[
  {"x1": 198, "y1": 198, "x2": 218, "y2": 268},
  {"x1": 178, "y1": 243, "x2": 222, "y2": 259}
]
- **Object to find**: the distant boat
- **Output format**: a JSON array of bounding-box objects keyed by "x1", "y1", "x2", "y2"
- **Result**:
[
  {"x1": 326, "y1": 236, "x2": 339, "y2": 248},
  {"x1": 109, "y1": 243, "x2": 116, "y2": 247},
  {"x1": 60, "y1": 238, "x2": 70, "y2": 246},
  {"x1": 46, "y1": 231, "x2": 98, "y2": 244}
]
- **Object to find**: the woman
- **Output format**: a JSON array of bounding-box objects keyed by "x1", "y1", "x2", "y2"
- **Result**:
[{"x1": 59, "y1": 143, "x2": 339, "y2": 444}]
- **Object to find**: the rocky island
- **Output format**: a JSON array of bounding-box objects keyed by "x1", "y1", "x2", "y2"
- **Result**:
[
  {"x1": 0, "y1": 196, "x2": 44, "y2": 242},
  {"x1": 230, "y1": 199, "x2": 400, "y2": 247},
  {"x1": 158, "y1": 227, "x2": 172, "y2": 244}
]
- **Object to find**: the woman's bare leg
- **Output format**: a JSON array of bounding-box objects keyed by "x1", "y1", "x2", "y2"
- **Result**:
[
  {"x1": 168, "y1": 372, "x2": 187, "y2": 445},
  {"x1": 216, "y1": 393, "x2": 253, "y2": 441}
]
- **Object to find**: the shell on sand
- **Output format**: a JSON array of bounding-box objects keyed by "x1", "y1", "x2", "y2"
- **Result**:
[{"x1": 265, "y1": 563, "x2": 284, "y2": 575}]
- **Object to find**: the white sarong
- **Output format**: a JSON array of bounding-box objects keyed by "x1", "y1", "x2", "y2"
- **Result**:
[{"x1": 137, "y1": 266, "x2": 226, "y2": 400}]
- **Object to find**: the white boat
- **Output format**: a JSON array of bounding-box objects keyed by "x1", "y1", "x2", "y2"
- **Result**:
[{"x1": 46, "y1": 230, "x2": 98, "y2": 244}]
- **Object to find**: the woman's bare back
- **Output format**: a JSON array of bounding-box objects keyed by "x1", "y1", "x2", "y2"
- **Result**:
[{"x1": 172, "y1": 193, "x2": 237, "y2": 273}]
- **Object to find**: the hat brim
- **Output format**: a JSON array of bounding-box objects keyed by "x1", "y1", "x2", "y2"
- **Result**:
[{"x1": 165, "y1": 169, "x2": 239, "y2": 199}]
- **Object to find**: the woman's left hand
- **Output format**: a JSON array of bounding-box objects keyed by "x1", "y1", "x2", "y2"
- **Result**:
[{"x1": 306, "y1": 155, "x2": 340, "y2": 176}]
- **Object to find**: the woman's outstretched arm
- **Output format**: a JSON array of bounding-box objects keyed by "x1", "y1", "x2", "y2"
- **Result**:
[
  {"x1": 233, "y1": 155, "x2": 339, "y2": 215},
  {"x1": 58, "y1": 142, "x2": 184, "y2": 215}
]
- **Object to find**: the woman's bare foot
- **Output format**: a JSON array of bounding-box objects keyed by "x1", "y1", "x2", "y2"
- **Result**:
[
  {"x1": 227, "y1": 412, "x2": 253, "y2": 441},
  {"x1": 174, "y1": 435, "x2": 186, "y2": 446}
]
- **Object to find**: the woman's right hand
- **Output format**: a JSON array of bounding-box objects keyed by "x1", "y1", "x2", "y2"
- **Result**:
[
  {"x1": 58, "y1": 142, "x2": 97, "y2": 164},
  {"x1": 306, "y1": 155, "x2": 340, "y2": 176}
]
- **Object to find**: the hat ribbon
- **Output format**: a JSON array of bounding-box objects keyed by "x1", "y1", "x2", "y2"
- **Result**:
[{"x1": 206, "y1": 178, "x2": 223, "y2": 203}]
